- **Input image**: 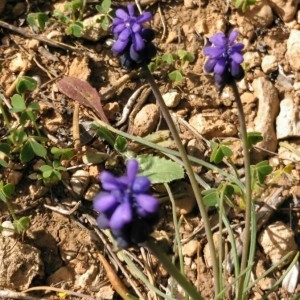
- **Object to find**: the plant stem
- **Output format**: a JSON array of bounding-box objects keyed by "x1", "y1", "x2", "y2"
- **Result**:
[
  {"x1": 231, "y1": 81, "x2": 252, "y2": 300},
  {"x1": 145, "y1": 239, "x2": 203, "y2": 300},
  {"x1": 0, "y1": 102, "x2": 11, "y2": 129},
  {"x1": 142, "y1": 64, "x2": 220, "y2": 297}
]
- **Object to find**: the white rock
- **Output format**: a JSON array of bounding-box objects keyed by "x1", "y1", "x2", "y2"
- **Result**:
[
  {"x1": 261, "y1": 55, "x2": 278, "y2": 73},
  {"x1": 243, "y1": 52, "x2": 262, "y2": 69},
  {"x1": 84, "y1": 183, "x2": 100, "y2": 201},
  {"x1": 9, "y1": 53, "x2": 27, "y2": 72},
  {"x1": 268, "y1": 0, "x2": 298, "y2": 22},
  {"x1": 276, "y1": 98, "x2": 300, "y2": 139},
  {"x1": 1, "y1": 221, "x2": 15, "y2": 237},
  {"x1": 70, "y1": 170, "x2": 90, "y2": 196},
  {"x1": 162, "y1": 91, "x2": 181, "y2": 108},
  {"x1": 258, "y1": 221, "x2": 297, "y2": 268},
  {"x1": 286, "y1": 30, "x2": 300, "y2": 72},
  {"x1": 293, "y1": 82, "x2": 300, "y2": 91},
  {"x1": 253, "y1": 77, "x2": 279, "y2": 158}
]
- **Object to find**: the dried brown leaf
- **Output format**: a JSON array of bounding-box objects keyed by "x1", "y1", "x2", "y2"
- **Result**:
[{"x1": 57, "y1": 76, "x2": 109, "y2": 123}]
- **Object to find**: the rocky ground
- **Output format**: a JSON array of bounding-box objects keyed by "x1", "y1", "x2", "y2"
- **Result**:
[{"x1": 0, "y1": 0, "x2": 300, "y2": 299}]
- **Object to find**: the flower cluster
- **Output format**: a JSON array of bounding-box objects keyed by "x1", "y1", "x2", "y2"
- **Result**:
[
  {"x1": 111, "y1": 4, "x2": 156, "y2": 69},
  {"x1": 93, "y1": 159, "x2": 159, "y2": 248},
  {"x1": 203, "y1": 30, "x2": 244, "y2": 89}
]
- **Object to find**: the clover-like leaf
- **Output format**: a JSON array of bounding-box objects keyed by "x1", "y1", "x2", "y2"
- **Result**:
[
  {"x1": 202, "y1": 189, "x2": 219, "y2": 207},
  {"x1": 13, "y1": 217, "x2": 30, "y2": 234},
  {"x1": 16, "y1": 76, "x2": 37, "y2": 94}
]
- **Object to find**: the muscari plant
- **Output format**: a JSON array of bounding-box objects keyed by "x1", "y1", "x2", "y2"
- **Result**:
[{"x1": 92, "y1": 3, "x2": 295, "y2": 300}]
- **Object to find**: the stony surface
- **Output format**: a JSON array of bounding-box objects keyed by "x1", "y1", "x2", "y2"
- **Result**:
[
  {"x1": 258, "y1": 221, "x2": 298, "y2": 268},
  {"x1": 286, "y1": 30, "x2": 300, "y2": 72},
  {"x1": 252, "y1": 77, "x2": 280, "y2": 159},
  {"x1": 276, "y1": 98, "x2": 300, "y2": 139},
  {"x1": 0, "y1": 236, "x2": 43, "y2": 290}
]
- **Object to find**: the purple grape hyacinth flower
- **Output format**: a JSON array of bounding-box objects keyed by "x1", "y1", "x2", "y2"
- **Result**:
[
  {"x1": 111, "y1": 4, "x2": 157, "y2": 69},
  {"x1": 112, "y1": 4, "x2": 152, "y2": 54},
  {"x1": 93, "y1": 159, "x2": 159, "y2": 248},
  {"x1": 203, "y1": 30, "x2": 244, "y2": 88}
]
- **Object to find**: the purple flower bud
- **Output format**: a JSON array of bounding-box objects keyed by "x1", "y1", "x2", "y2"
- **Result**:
[
  {"x1": 203, "y1": 30, "x2": 245, "y2": 89},
  {"x1": 93, "y1": 159, "x2": 159, "y2": 248}
]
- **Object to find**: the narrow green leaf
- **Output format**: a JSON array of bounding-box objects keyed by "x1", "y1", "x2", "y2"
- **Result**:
[{"x1": 136, "y1": 155, "x2": 184, "y2": 184}]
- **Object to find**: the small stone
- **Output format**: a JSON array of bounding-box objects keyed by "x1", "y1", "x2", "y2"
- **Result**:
[
  {"x1": 261, "y1": 55, "x2": 278, "y2": 73},
  {"x1": 166, "y1": 31, "x2": 178, "y2": 44},
  {"x1": 0, "y1": 0, "x2": 6, "y2": 14},
  {"x1": 276, "y1": 98, "x2": 300, "y2": 139},
  {"x1": 184, "y1": 0, "x2": 195, "y2": 8},
  {"x1": 68, "y1": 56, "x2": 90, "y2": 81},
  {"x1": 84, "y1": 183, "x2": 101, "y2": 201},
  {"x1": 81, "y1": 14, "x2": 108, "y2": 41},
  {"x1": 258, "y1": 221, "x2": 297, "y2": 268},
  {"x1": 173, "y1": 182, "x2": 196, "y2": 215},
  {"x1": 194, "y1": 19, "x2": 208, "y2": 35},
  {"x1": 96, "y1": 285, "x2": 115, "y2": 300},
  {"x1": 132, "y1": 104, "x2": 159, "y2": 137},
  {"x1": 12, "y1": 2, "x2": 26, "y2": 17},
  {"x1": 268, "y1": 0, "x2": 298, "y2": 22},
  {"x1": 189, "y1": 113, "x2": 237, "y2": 138},
  {"x1": 6, "y1": 170, "x2": 23, "y2": 185},
  {"x1": 162, "y1": 91, "x2": 181, "y2": 108},
  {"x1": 203, "y1": 232, "x2": 225, "y2": 268},
  {"x1": 9, "y1": 53, "x2": 27, "y2": 72},
  {"x1": 182, "y1": 240, "x2": 199, "y2": 257},
  {"x1": 1, "y1": 221, "x2": 15, "y2": 237},
  {"x1": 25, "y1": 39, "x2": 40, "y2": 50},
  {"x1": 70, "y1": 170, "x2": 90, "y2": 196},
  {"x1": 47, "y1": 266, "x2": 74, "y2": 285},
  {"x1": 29, "y1": 185, "x2": 49, "y2": 199},
  {"x1": 286, "y1": 30, "x2": 300, "y2": 72},
  {"x1": 243, "y1": 52, "x2": 262, "y2": 69},
  {"x1": 252, "y1": 77, "x2": 279, "y2": 159},
  {"x1": 255, "y1": 260, "x2": 276, "y2": 291},
  {"x1": 103, "y1": 102, "x2": 120, "y2": 121},
  {"x1": 33, "y1": 159, "x2": 45, "y2": 171},
  {"x1": 245, "y1": 1, "x2": 274, "y2": 27},
  {"x1": 241, "y1": 92, "x2": 256, "y2": 104},
  {"x1": 293, "y1": 82, "x2": 300, "y2": 91},
  {"x1": 0, "y1": 235, "x2": 43, "y2": 290}
]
